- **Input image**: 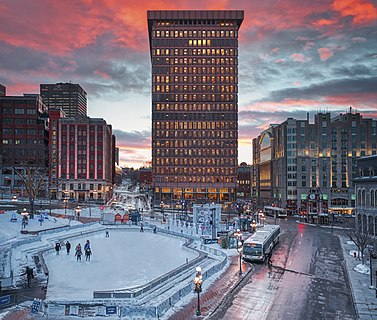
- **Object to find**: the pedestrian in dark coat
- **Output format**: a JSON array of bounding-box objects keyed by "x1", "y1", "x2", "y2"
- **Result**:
[
  {"x1": 105, "y1": 229, "x2": 109, "y2": 237},
  {"x1": 66, "y1": 241, "x2": 71, "y2": 254},
  {"x1": 21, "y1": 266, "x2": 34, "y2": 287},
  {"x1": 55, "y1": 242, "x2": 61, "y2": 255},
  {"x1": 84, "y1": 240, "x2": 91, "y2": 252},
  {"x1": 85, "y1": 248, "x2": 92, "y2": 261}
]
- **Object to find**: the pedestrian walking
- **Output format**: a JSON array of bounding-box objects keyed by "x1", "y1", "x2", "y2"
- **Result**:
[
  {"x1": 267, "y1": 252, "x2": 273, "y2": 267},
  {"x1": 21, "y1": 266, "x2": 34, "y2": 288},
  {"x1": 140, "y1": 223, "x2": 144, "y2": 232},
  {"x1": 55, "y1": 242, "x2": 61, "y2": 255},
  {"x1": 153, "y1": 226, "x2": 157, "y2": 233},
  {"x1": 75, "y1": 244, "x2": 82, "y2": 261},
  {"x1": 105, "y1": 229, "x2": 109, "y2": 237},
  {"x1": 85, "y1": 248, "x2": 92, "y2": 261},
  {"x1": 66, "y1": 241, "x2": 71, "y2": 254},
  {"x1": 84, "y1": 240, "x2": 91, "y2": 252}
]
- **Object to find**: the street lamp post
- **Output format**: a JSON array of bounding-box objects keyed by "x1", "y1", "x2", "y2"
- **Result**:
[
  {"x1": 75, "y1": 206, "x2": 81, "y2": 222},
  {"x1": 64, "y1": 197, "x2": 68, "y2": 216},
  {"x1": 193, "y1": 266, "x2": 202, "y2": 316},
  {"x1": 238, "y1": 240, "x2": 243, "y2": 276},
  {"x1": 251, "y1": 220, "x2": 257, "y2": 233},
  {"x1": 368, "y1": 247, "x2": 374, "y2": 289},
  {"x1": 210, "y1": 207, "x2": 216, "y2": 239},
  {"x1": 259, "y1": 212, "x2": 265, "y2": 227},
  {"x1": 235, "y1": 229, "x2": 243, "y2": 276}
]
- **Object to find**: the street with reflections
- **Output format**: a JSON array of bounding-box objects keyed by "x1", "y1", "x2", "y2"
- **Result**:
[{"x1": 209, "y1": 218, "x2": 356, "y2": 320}]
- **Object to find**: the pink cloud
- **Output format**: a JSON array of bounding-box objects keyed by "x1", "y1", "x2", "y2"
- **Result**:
[
  {"x1": 94, "y1": 70, "x2": 112, "y2": 79},
  {"x1": 290, "y1": 53, "x2": 308, "y2": 62},
  {"x1": 317, "y1": 47, "x2": 334, "y2": 61},
  {"x1": 332, "y1": 0, "x2": 377, "y2": 24},
  {"x1": 312, "y1": 18, "x2": 335, "y2": 27}
]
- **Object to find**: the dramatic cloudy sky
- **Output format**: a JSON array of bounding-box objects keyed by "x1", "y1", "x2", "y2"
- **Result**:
[{"x1": 1, "y1": 0, "x2": 377, "y2": 168}]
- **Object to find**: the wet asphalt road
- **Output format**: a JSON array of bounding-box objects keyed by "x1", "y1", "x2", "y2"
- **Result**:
[{"x1": 210, "y1": 218, "x2": 357, "y2": 320}]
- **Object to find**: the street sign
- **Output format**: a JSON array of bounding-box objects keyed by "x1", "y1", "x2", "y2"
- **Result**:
[
  {"x1": 0, "y1": 295, "x2": 10, "y2": 306},
  {"x1": 30, "y1": 299, "x2": 41, "y2": 314},
  {"x1": 106, "y1": 306, "x2": 117, "y2": 315}
]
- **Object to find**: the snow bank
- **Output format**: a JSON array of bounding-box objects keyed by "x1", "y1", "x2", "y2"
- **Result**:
[{"x1": 354, "y1": 263, "x2": 370, "y2": 275}]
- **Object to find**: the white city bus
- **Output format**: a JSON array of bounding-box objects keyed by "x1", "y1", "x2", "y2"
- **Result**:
[
  {"x1": 242, "y1": 225, "x2": 280, "y2": 262},
  {"x1": 263, "y1": 206, "x2": 288, "y2": 218}
]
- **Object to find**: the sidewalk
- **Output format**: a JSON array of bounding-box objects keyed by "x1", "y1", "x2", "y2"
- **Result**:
[
  {"x1": 340, "y1": 237, "x2": 377, "y2": 320},
  {"x1": 167, "y1": 255, "x2": 252, "y2": 320}
]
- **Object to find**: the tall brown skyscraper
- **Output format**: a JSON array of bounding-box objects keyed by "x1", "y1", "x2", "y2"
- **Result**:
[{"x1": 148, "y1": 10, "x2": 243, "y2": 205}]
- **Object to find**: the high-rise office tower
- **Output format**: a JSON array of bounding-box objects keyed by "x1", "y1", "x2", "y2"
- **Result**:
[
  {"x1": 148, "y1": 10, "x2": 244, "y2": 205},
  {"x1": 40, "y1": 82, "x2": 87, "y2": 117},
  {"x1": 0, "y1": 93, "x2": 49, "y2": 195}
]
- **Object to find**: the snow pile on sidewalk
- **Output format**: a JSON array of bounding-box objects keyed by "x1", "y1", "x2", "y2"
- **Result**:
[{"x1": 354, "y1": 263, "x2": 370, "y2": 274}]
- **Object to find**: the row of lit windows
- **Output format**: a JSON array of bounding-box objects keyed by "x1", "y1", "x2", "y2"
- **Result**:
[
  {"x1": 153, "y1": 57, "x2": 236, "y2": 67},
  {"x1": 154, "y1": 135, "x2": 237, "y2": 146},
  {"x1": 153, "y1": 93, "x2": 236, "y2": 102},
  {"x1": 152, "y1": 48, "x2": 236, "y2": 57},
  {"x1": 154, "y1": 121, "x2": 236, "y2": 130},
  {"x1": 155, "y1": 166, "x2": 236, "y2": 175},
  {"x1": 155, "y1": 156, "x2": 237, "y2": 167},
  {"x1": 154, "y1": 131, "x2": 237, "y2": 141},
  {"x1": 153, "y1": 111, "x2": 235, "y2": 121},
  {"x1": 154, "y1": 148, "x2": 236, "y2": 156},
  {"x1": 154, "y1": 103, "x2": 236, "y2": 112},
  {"x1": 154, "y1": 85, "x2": 236, "y2": 93},
  {"x1": 154, "y1": 75, "x2": 235, "y2": 84},
  {"x1": 153, "y1": 66, "x2": 235, "y2": 75},
  {"x1": 153, "y1": 29, "x2": 237, "y2": 38},
  {"x1": 153, "y1": 174, "x2": 236, "y2": 184},
  {"x1": 154, "y1": 132, "x2": 236, "y2": 141}
]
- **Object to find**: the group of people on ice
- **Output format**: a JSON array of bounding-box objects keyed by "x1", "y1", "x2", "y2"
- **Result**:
[
  {"x1": 54, "y1": 239, "x2": 92, "y2": 261},
  {"x1": 75, "y1": 240, "x2": 92, "y2": 261}
]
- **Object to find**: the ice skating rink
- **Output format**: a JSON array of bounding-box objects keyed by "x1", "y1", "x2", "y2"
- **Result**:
[{"x1": 44, "y1": 230, "x2": 198, "y2": 300}]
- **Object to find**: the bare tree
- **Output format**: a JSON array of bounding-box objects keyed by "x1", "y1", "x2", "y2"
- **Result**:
[
  {"x1": 344, "y1": 217, "x2": 374, "y2": 265},
  {"x1": 13, "y1": 161, "x2": 48, "y2": 218}
]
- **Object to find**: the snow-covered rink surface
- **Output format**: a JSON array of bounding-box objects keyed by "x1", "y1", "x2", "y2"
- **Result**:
[{"x1": 44, "y1": 230, "x2": 198, "y2": 300}]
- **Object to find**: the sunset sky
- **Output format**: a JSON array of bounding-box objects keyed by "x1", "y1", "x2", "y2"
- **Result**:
[{"x1": 1, "y1": 0, "x2": 376, "y2": 168}]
